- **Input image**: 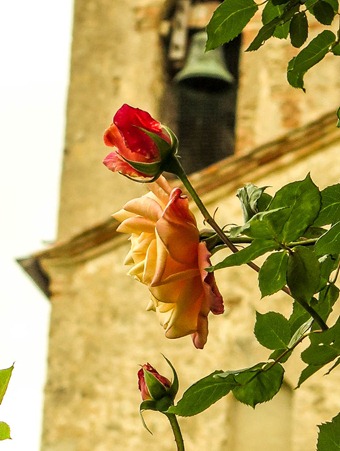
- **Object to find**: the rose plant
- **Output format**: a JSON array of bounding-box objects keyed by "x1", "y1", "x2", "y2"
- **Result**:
[
  {"x1": 103, "y1": 103, "x2": 340, "y2": 451},
  {"x1": 113, "y1": 175, "x2": 224, "y2": 349}
]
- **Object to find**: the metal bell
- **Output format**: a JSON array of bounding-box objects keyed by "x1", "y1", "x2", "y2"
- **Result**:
[{"x1": 174, "y1": 30, "x2": 234, "y2": 88}]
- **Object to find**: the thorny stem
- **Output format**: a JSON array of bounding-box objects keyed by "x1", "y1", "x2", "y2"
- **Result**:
[
  {"x1": 165, "y1": 413, "x2": 185, "y2": 451},
  {"x1": 168, "y1": 157, "x2": 328, "y2": 331}
]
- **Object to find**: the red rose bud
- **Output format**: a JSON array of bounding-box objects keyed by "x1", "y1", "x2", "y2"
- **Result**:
[
  {"x1": 103, "y1": 104, "x2": 178, "y2": 181},
  {"x1": 138, "y1": 363, "x2": 172, "y2": 401}
]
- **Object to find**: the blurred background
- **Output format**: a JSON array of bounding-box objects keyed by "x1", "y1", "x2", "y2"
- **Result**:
[{"x1": 0, "y1": 1, "x2": 73, "y2": 449}]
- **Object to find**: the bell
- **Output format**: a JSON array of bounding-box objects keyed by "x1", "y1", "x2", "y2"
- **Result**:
[{"x1": 174, "y1": 31, "x2": 234, "y2": 89}]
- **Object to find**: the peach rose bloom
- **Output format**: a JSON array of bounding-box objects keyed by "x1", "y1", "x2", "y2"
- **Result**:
[{"x1": 113, "y1": 176, "x2": 224, "y2": 349}]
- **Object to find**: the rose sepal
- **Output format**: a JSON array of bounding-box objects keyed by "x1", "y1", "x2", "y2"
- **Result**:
[
  {"x1": 118, "y1": 155, "x2": 163, "y2": 179},
  {"x1": 162, "y1": 354, "x2": 179, "y2": 401},
  {"x1": 139, "y1": 399, "x2": 158, "y2": 434},
  {"x1": 113, "y1": 125, "x2": 180, "y2": 181},
  {"x1": 138, "y1": 125, "x2": 179, "y2": 160},
  {"x1": 143, "y1": 369, "x2": 170, "y2": 400}
]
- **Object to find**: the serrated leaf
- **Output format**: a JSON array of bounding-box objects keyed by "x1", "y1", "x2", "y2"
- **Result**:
[
  {"x1": 318, "y1": 254, "x2": 339, "y2": 290},
  {"x1": 313, "y1": 0, "x2": 336, "y2": 24},
  {"x1": 303, "y1": 342, "x2": 339, "y2": 365},
  {"x1": 267, "y1": 174, "x2": 321, "y2": 243},
  {"x1": 314, "y1": 282, "x2": 339, "y2": 322},
  {"x1": 0, "y1": 422, "x2": 11, "y2": 441},
  {"x1": 233, "y1": 207, "x2": 287, "y2": 240},
  {"x1": 287, "y1": 30, "x2": 336, "y2": 90},
  {"x1": 254, "y1": 312, "x2": 291, "y2": 349},
  {"x1": 301, "y1": 317, "x2": 340, "y2": 365},
  {"x1": 168, "y1": 371, "x2": 236, "y2": 416},
  {"x1": 290, "y1": 12, "x2": 308, "y2": 48},
  {"x1": 0, "y1": 365, "x2": 14, "y2": 405},
  {"x1": 237, "y1": 184, "x2": 270, "y2": 222},
  {"x1": 288, "y1": 299, "x2": 311, "y2": 335},
  {"x1": 232, "y1": 363, "x2": 284, "y2": 407},
  {"x1": 206, "y1": 0, "x2": 258, "y2": 50},
  {"x1": 317, "y1": 412, "x2": 340, "y2": 450},
  {"x1": 262, "y1": 1, "x2": 282, "y2": 23},
  {"x1": 210, "y1": 239, "x2": 278, "y2": 270},
  {"x1": 315, "y1": 221, "x2": 340, "y2": 256},
  {"x1": 314, "y1": 184, "x2": 340, "y2": 226},
  {"x1": 259, "y1": 251, "x2": 289, "y2": 297},
  {"x1": 273, "y1": 19, "x2": 290, "y2": 39},
  {"x1": 246, "y1": 17, "x2": 280, "y2": 51},
  {"x1": 287, "y1": 246, "x2": 321, "y2": 302}
]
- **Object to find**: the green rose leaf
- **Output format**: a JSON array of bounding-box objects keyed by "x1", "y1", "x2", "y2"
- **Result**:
[
  {"x1": 267, "y1": 174, "x2": 321, "y2": 243},
  {"x1": 0, "y1": 365, "x2": 14, "y2": 404},
  {"x1": 230, "y1": 207, "x2": 287, "y2": 240},
  {"x1": 168, "y1": 371, "x2": 236, "y2": 417},
  {"x1": 0, "y1": 422, "x2": 11, "y2": 441},
  {"x1": 206, "y1": 0, "x2": 258, "y2": 50},
  {"x1": 254, "y1": 311, "x2": 291, "y2": 349},
  {"x1": 236, "y1": 184, "x2": 270, "y2": 222},
  {"x1": 287, "y1": 246, "x2": 321, "y2": 302},
  {"x1": 301, "y1": 317, "x2": 340, "y2": 365},
  {"x1": 246, "y1": 17, "x2": 280, "y2": 51},
  {"x1": 287, "y1": 30, "x2": 336, "y2": 90},
  {"x1": 321, "y1": 0, "x2": 339, "y2": 11},
  {"x1": 210, "y1": 239, "x2": 278, "y2": 270},
  {"x1": 313, "y1": 0, "x2": 336, "y2": 24},
  {"x1": 288, "y1": 300, "x2": 311, "y2": 335},
  {"x1": 314, "y1": 283, "x2": 339, "y2": 322},
  {"x1": 314, "y1": 184, "x2": 340, "y2": 226},
  {"x1": 274, "y1": 19, "x2": 291, "y2": 39},
  {"x1": 259, "y1": 251, "x2": 289, "y2": 297},
  {"x1": 232, "y1": 363, "x2": 285, "y2": 407},
  {"x1": 262, "y1": 1, "x2": 291, "y2": 38},
  {"x1": 317, "y1": 412, "x2": 340, "y2": 450},
  {"x1": 262, "y1": 1, "x2": 286, "y2": 24},
  {"x1": 290, "y1": 12, "x2": 308, "y2": 48},
  {"x1": 315, "y1": 222, "x2": 340, "y2": 256}
]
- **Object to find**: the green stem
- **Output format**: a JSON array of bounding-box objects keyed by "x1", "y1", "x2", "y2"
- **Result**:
[
  {"x1": 165, "y1": 413, "x2": 185, "y2": 451},
  {"x1": 167, "y1": 156, "x2": 328, "y2": 331},
  {"x1": 168, "y1": 158, "x2": 262, "y2": 274}
]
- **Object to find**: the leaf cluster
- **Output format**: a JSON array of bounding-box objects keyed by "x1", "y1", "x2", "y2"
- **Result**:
[
  {"x1": 206, "y1": 0, "x2": 340, "y2": 90},
  {"x1": 176, "y1": 176, "x2": 339, "y2": 439}
]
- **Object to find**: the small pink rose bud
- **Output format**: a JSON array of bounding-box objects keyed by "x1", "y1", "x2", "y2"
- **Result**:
[{"x1": 138, "y1": 363, "x2": 172, "y2": 401}]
